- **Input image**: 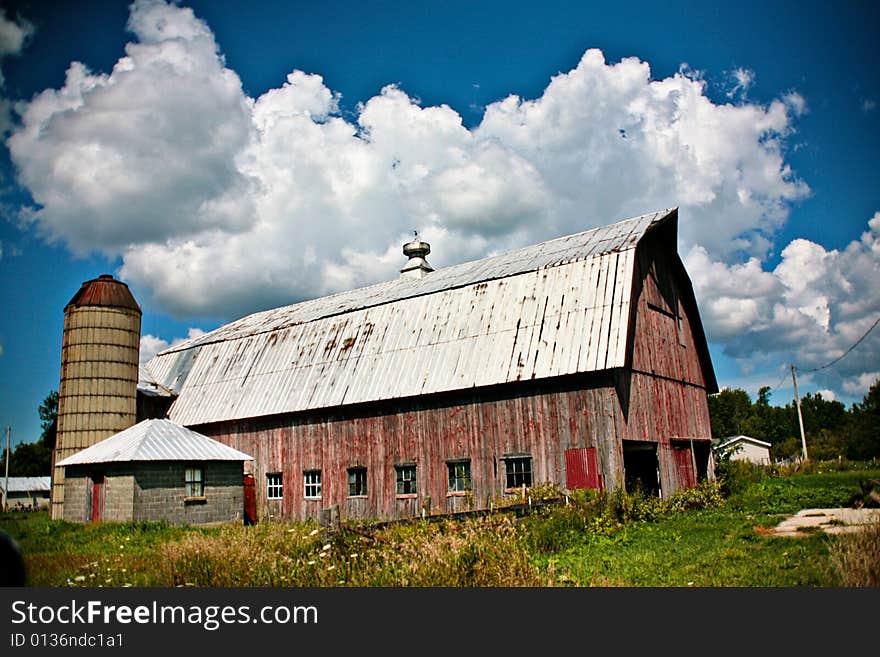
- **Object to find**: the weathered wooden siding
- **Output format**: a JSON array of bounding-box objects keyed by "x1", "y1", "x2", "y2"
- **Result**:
[{"x1": 198, "y1": 375, "x2": 620, "y2": 522}]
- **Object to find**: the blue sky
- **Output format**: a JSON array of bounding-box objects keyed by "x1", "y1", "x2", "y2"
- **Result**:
[{"x1": 0, "y1": 0, "x2": 878, "y2": 448}]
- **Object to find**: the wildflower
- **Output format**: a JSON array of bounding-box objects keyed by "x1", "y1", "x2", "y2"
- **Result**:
[
  {"x1": 350, "y1": 553, "x2": 358, "y2": 559},
  {"x1": 327, "y1": 565, "x2": 336, "y2": 571},
  {"x1": 321, "y1": 543, "x2": 331, "y2": 551},
  {"x1": 307, "y1": 560, "x2": 316, "y2": 565},
  {"x1": 309, "y1": 529, "x2": 320, "y2": 536},
  {"x1": 74, "y1": 575, "x2": 86, "y2": 582}
]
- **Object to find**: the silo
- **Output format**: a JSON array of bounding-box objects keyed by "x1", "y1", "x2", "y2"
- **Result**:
[{"x1": 51, "y1": 274, "x2": 141, "y2": 520}]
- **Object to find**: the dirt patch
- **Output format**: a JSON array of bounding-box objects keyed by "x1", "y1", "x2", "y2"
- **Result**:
[{"x1": 761, "y1": 508, "x2": 880, "y2": 538}]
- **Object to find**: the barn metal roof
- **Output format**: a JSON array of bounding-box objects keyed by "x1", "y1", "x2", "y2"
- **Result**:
[
  {"x1": 0, "y1": 476, "x2": 51, "y2": 494},
  {"x1": 148, "y1": 209, "x2": 682, "y2": 426},
  {"x1": 138, "y1": 362, "x2": 174, "y2": 397},
  {"x1": 55, "y1": 419, "x2": 253, "y2": 466}
]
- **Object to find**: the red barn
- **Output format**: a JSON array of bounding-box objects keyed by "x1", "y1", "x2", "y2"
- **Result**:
[{"x1": 140, "y1": 208, "x2": 717, "y2": 522}]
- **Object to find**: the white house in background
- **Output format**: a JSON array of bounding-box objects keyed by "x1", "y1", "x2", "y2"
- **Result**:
[{"x1": 717, "y1": 435, "x2": 772, "y2": 466}]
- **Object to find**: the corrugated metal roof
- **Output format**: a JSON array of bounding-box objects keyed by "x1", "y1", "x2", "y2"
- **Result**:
[
  {"x1": 55, "y1": 419, "x2": 254, "y2": 466},
  {"x1": 138, "y1": 362, "x2": 175, "y2": 397},
  {"x1": 148, "y1": 209, "x2": 675, "y2": 426},
  {"x1": 1, "y1": 476, "x2": 51, "y2": 493}
]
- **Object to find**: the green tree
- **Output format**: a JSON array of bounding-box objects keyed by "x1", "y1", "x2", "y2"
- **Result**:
[
  {"x1": 845, "y1": 378, "x2": 880, "y2": 460},
  {"x1": 707, "y1": 388, "x2": 753, "y2": 440},
  {"x1": 0, "y1": 390, "x2": 58, "y2": 476},
  {"x1": 38, "y1": 390, "x2": 58, "y2": 449}
]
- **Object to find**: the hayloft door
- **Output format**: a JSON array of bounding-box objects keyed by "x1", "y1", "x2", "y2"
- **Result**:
[{"x1": 89, "y1": 473, "x2": 104, "y2": 522}]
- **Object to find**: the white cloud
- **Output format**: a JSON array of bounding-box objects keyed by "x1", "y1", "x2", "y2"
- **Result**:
[
  {"x1": 862, "y1": 99, "x2": 876, "y2": 113},
  {"x1": 687, "y1": 212, "x2": 880, "y2": 398},
  {"x1": 726, "y1": 67, "x2": 755, "y2": 99},
  {"x1": 0, "y1": 8, "x2": 34, "y2": 134},
  {"x1": 140, "y1": 327, "x2": 206, "y2": 363},
  {"x1": 11, "y1": 1, "x2": 876, "y2": 400},
  {"x1": 7, "y1": 0, "x2": 254, "y2": 253}
]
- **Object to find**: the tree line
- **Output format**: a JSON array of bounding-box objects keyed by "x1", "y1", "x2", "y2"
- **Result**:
[{"x1": 708, "y1": 378, "x2": 880, "y2": 462}]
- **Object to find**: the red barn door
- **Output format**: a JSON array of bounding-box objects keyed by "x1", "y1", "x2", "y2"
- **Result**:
[
  {"x1": 671, "y1": 442, "x2": 697, "y2": 490},
  {"x1": 243, "y1": 474, "x2": 257, "y2": 525},
  {"x1": 565, "y1": 447, "x2": 603, "y2": 490}
]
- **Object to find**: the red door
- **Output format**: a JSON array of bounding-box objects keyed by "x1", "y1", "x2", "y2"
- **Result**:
[
  {"x1": 565, "y1": 447, "x2": 603, "y2": 490},
  {"x1": 243, "y1": 474, "x2": 257, "y2": 525},
  {"x1": 90, "y1": 474, "x2": 104, "y2": 522},
  {"x1": 672, "y1": 443, "x2": 697, "y2": 490}
]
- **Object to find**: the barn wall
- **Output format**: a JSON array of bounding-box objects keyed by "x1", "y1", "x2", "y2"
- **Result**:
[{"x1": 200, "y1": 376, "x2": 618, "y2": 522}]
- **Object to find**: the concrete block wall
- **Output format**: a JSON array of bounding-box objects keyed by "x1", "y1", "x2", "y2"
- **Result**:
[
  {"x1": 133, "y1": 462, "x2": 244, "y2": 525},
  {"x1": 62, "y1": 471, "x2": 89, "y2": 522}
]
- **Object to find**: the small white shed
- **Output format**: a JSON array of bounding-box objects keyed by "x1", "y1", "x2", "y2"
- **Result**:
[{"x1": 717, "y1": 435, "x2": 772, "y2": 466}]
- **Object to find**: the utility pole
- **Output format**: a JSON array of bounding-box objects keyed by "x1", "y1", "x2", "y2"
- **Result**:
[
  {"x1": 3, "y1": 426, "x2": 9, "y2": 512},
  {"x1": 790, "y1": 365, "x2": 809, "y2": 463}
]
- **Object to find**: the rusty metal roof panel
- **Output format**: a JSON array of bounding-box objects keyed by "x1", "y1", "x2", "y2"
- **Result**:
[
  {"x1": 65, "y1": 274, "x2": 141, "y2": 313},
  {"x1": 55, "y1": 419, "x2": 253, "y2": 465},
  {"x1": 151, "y1": 209, "x2": 674, "y2": 426}
]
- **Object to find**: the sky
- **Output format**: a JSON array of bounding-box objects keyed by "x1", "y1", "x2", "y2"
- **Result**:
[{"x1": 0, "y1": 0, "x2": 877, "y2": 448}]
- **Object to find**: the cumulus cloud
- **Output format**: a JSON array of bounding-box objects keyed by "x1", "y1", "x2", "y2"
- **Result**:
[
  {"x1": 140, "y1": 327, "x2": 206, "y2": 363},
  {"x1": 7, "y1": 0, "x2": 254, "y2": 253},
  {"x1": 687, "y1": 212, "x2": 880, "y2": 397},
  {"x1": 9, "y1": 0, "x2": 877, "y2": 399}
]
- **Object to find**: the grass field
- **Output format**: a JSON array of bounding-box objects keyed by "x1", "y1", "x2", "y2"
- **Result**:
[{"x1": 2, "y1": 463, "x2": 878, "y2": 587}]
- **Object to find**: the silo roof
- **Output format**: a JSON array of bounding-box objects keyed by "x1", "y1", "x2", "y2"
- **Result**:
[
  {"x1": 65, "y1": 274, "x2": 141, "y2": 312},
  {"x1": 55, "y1": 419, "x2": 253, "y2": 466}
]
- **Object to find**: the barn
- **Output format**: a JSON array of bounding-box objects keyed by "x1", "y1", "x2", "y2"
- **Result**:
[
  {"x1": 52, "y1": 207, "x2": 718, "y2": 524},
  {"x1": 135, "y1": 207, "x2": 718, "y2": 522}
]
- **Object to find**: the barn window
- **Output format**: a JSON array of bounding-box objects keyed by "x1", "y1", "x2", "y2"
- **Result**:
[
  {"x1": 447, "y1": 461, "x2": 471, "y2": 493},
  {"x1": 304, "y1": 470, "x2": 322, "y2": 499},
  {"x1": 185, "y1": 466, "x2": 204, "y2": 498},
  {"x1": 504, "y1": 456, "x2": 532, "y2": 489},
  {"x1": 348, "y1": 467, "x2": 367, "y2": 497},
  {"x1": 395, "y1": 464, "x2": 417, "y2": 496},
  {"x1": 266, "y1": 473, "x2": 283, "y2": 500}
]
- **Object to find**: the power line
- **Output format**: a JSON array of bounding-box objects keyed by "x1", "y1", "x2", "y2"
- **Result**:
[{"x1": 800, "y1": 314, "x2": 880, "y2": 374}]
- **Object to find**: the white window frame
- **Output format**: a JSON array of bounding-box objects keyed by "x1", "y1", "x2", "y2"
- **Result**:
[
  {"x1": 304, "y1": 470, "x2": 322, "y2": 499},
  {"x1": 185, "y1": 465, "x2": 204, "y2": 498},
  {"x1": 266, "y1": 472, "x2": 283, "y2": 500}
]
